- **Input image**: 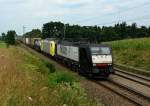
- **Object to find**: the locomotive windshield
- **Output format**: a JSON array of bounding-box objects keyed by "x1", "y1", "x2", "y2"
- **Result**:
[{"x1": 91, "y1": 47, "x2": 111, "y2": 55}]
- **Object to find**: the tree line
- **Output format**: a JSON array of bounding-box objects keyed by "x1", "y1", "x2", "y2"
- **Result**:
[
  {"x1": 0, "y1": 31, "x2": 16, "y2": 46},
  {"x1": 24, "y1": 21, "x2": 150, "y2": 42},
  {"x1": 24, "y1": 29, "x2": 42, "y2": 38},
  {"x1": 2, "y1": 21, "x2": 149, "y2": 46}
]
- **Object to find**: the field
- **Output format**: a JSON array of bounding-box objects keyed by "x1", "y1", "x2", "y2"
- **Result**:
[
  {"x1": 0, "y1": 45, "x2": 100, "y2": 106},
  {"x1": 0, "y1": 41, "x2": 6, "y2": 48},
  {"x1": 104, "y1": 37, "x2": 150, "y2": 72}
]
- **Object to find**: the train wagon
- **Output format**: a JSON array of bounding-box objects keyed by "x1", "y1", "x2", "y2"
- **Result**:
[
  {"x1": 56, "y1": 41, "x2": 113, "y2": 78},
  {"x1": 41, "y1": 39, "x2": 50, "y2": 54},
  {"x1": 23, "y1": 37, "x2": 41, "y2": 47},
  {"x1": 30, "y1": 38, "x2": 41, "y2": 46},
  {"x1": 33, "y1": 38, "x2": 41, "y2": 51},
  {"x1": 25, "y1": 38, "x2": 30, "y2": 45}
]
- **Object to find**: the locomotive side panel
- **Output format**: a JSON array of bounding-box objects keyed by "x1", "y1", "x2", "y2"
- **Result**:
[
  {"x1": 69, "y1": 46, "x2": 79, "y2": 62},
  {"x1": 57, "y1": 44, "x2": 79, "y2": 62}
]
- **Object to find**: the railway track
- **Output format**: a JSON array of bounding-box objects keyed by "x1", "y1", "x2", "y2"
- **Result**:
[
  {"x1": 102, "y1": 68, "x2": 150, "y2": 106},
  {"x1": 21, "y1": 43, "x2": 150, "y2": 106},
  {"x1": 96, "y1": 80, "x2": 150, "y2": 106},
  {"x1": 114, "y1": 68, "x2": 150, "y2": 88}
]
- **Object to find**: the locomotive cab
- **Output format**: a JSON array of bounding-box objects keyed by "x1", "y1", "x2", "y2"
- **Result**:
[{"x1": 79, "y1": 44, "x2": 113, "y2": 78}]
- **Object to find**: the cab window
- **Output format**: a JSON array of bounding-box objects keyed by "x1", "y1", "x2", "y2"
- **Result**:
[{"x1": 91, "y1": 47, "x2": 110, "y2": 55}]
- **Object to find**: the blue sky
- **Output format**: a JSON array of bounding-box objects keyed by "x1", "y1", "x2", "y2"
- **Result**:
[{"x1": 0, "y1": 0, "x2": 150, "y2": 35}]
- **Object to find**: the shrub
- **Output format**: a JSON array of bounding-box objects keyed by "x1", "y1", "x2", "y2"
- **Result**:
[
  {"x1": 48, "y1": 72, "x2": 76, "y2": 87},
  {"x1": 45, "y1": 62, "x2": 56, "y2": 73}
]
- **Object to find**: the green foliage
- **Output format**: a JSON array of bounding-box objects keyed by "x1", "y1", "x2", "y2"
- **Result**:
[
  {"x1": 23, "y1": 21, "x2": 150, "y2": 42},
  {"x1": 5, "y1": 30, "x2": 16, "y2": 45},
  {"x1": 45, "y1": 61, "x2": 56, "y2": 73},
  {"x1": 0, "y1": 41, "x2": 6, "y2": 48},
  {"x1": 48, "y1": 72, "x2": 76, "y2": 87},
  {"x1": 105, "y1": 38, "x2": 150, "y2": 71},
  {"x1": 47, "y1": 71, "x2": 100, "y2": 106},
  {"x1": 22, "y1": 50, "x2": 51, "y2": 74},
  {"x1": 24, "y1": 29, "x2": 42, "y2": 38},
  {"x1": 0, "y1": 33, "x2": 6, "y2": 41},
  {"x1": 106, "y1": 38, "x2": 150, "y2": 50},
  {"x1": 41, "y1": 21, "x2": 150, "y2": 42},
  {"x1": 42, "y1": 21, "x2": 64, "y2": 39},
  {"x1": 57, "y1": 83, "x2": 98, "y2": 106},
  {"x1": 19, "y1": 47, "x2": 100, "y2": 106}
]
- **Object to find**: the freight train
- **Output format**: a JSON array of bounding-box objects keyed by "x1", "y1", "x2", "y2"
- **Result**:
[{"x1": 21, "y1": 37, "x2": 114, "y2": 78}]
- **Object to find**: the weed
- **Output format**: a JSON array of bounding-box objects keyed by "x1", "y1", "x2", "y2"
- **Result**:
[
  {"x1": 45, "y1": 62, "x2": 56, "y2": 73},
  {"x1": 48, "y1": 72, "x2": 76, "y2": 87}
]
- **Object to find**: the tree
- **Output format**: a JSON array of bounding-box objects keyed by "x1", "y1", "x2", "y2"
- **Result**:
[
  {"x1": 137, "y1": 26, "x2": 148, "y2": 38},
  {"x1": 6, "y1": 30, "x2": 16, "y2": 45},
  {"x1": 41, "y1": 21, "x2": 150, "y2": 42},
  {"x1": 129, "y1": 23, "x2": 137, "y2": 38},
  {"x1": 42, "y1": 21, "x2": 64, "y2": 39},
  {"x1": 148, "y1": 27, "x2": 150, "y2": 36},
  {"x1": 24, "y1": 29, "x2": 41, "y2": 38},
  {"x1": 1, "y1": 33, "x2": 6, "y2": 41}
]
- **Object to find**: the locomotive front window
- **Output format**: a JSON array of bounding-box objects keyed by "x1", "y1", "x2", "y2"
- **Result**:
[{"x1": 91, "y1": 47, "x2": 110, "y2": 55}]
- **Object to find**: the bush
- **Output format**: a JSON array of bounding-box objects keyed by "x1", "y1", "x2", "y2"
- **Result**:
[
  {"x1": 48, "y1": 72, "x2": 76, "y2": 87},
  {"x1": 59, "y1": 83, "x2": 88, "y2": 106},
  {"x1": 5, "y1": 30, "x2": 16, "y2": 45},
  {"x1": 45, "y1": 62, "x2": 56, "y2": 73}
]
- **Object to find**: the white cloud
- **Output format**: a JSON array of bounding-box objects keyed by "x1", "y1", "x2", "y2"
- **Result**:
[
  {"x1": 0, "y1": 0, "x2": 150, "y2": 34},
  {"x1": 103, "y1": 5, "x2": 116, "y2": 12}
]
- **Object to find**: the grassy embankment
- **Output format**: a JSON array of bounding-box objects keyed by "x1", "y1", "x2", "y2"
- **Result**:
[
  {"x1": 104, "y1": 38, "x2": 150, "y2": 75},
  {"x1": 0, "y1": 44, "x2": 101, "y2": 106}
]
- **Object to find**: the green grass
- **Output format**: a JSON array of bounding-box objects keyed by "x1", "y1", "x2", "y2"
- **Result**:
[
  {"x1": 17, "y1": 47, "x2": 101, "y2": 106},
  {"x1": 104, "y1": 37, "x2": 150, "y2": 72},
  {"x1": 0, "y1": 41, "x2": 6, "y2": 48},
  {"x1": 0, "y1": 46, "x2": 101, "y2": 106}
]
